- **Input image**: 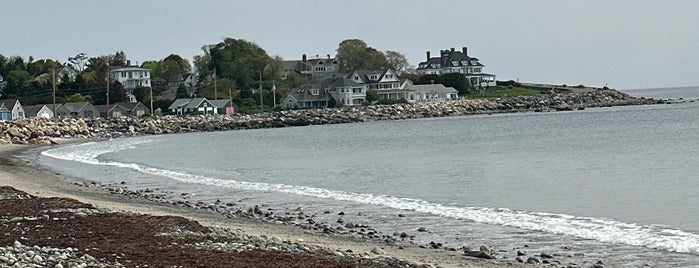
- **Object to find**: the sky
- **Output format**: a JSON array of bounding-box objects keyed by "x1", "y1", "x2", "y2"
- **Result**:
[{"x1": 1, "y1": 0, "x2": 698, "y2": 89}]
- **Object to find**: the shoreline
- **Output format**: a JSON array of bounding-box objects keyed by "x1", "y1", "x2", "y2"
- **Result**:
[
  {"x1": 1, "y1": 142, "x2": 529, "y2": 267},
  {"x1": 0, "y1": 90, "x2": 680, "y2": 267}
]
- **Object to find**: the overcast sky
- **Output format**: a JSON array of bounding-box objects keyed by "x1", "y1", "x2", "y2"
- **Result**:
[{"x1": 1, "y1": 0, "x2": 697, "y2": 89}]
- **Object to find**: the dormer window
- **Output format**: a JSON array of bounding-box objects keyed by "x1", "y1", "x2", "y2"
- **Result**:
[
  {"x1": 451, "y1": 61, "x2": 459, "y2": 66},
  {"x1": 353, "y1": 75, "x2": 359, "y2": 81},
  {"x1": 461, "y1": 61, "x2": 468, "y2": 66},
  {"x1": 311, "y1": 89, "x2": 319, "y2": 95},
  {"x1": 370, "y1": 75, "x2": 377, "y2": 80}
]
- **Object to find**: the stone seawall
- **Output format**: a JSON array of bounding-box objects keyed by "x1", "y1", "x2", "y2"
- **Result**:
[{"x1": 0, "y1": 89, "x2": 663, "y2": 145}]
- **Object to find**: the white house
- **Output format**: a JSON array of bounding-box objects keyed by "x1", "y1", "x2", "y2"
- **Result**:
[
  {"x1": 168, "y1": 98, "x2": 217, "y2": 116},
  {"x1": 0, "y1": 100, "x2": 25, "y2": 121},
  {"x1": 110, "y1": 63, "x2": 152, "y2": 91},
  {"x1": 23, "y1": 104, "x2": 54, "y2": 119},
  {"x1": 416, "y1": 47, "x2": 496, "y2": 89},
  {"x1": 281, "y1": 54, "x2": 341, "y2": 80},
  {"x1": 324, "y1": 76, "x2": 367, "y2": 106}
]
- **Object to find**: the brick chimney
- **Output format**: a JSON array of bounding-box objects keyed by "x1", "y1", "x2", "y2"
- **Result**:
[
  {"x1": 440, "y1": 50, "x2": 446, "y2": 64},
  {"x1": 462, "y1": 47, "x2": 468, "y2": 56},
  {"x1": 426, "y1": 51, "x2": 431, "y2": 61},
  {"x1": 302, "y1": 54, "x2": 307, "y2": 62},
  {"x1": 451, "y1": 47, "x2": 455, "y2": 53}
]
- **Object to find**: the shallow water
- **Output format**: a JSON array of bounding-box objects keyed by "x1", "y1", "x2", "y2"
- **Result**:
[{"x1": 38, "y1": 87, "x2": 699, "y2": 266}]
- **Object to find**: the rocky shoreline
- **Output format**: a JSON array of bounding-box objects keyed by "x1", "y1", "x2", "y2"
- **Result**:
[
  {"x1": 0, "y1": 89, "x2": 665, "y2": 267},
  {"x1": 1, "y1": 89, "x2": 663, "y2": 145}
]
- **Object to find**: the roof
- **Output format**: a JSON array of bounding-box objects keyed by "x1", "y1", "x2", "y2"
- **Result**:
[
  {"x1": 0, "y1": 99, "x2": 19, "y2": 110},
  {"x1": 168, "y1": 99, "x2": 193, "y2": 110},
  {"x1": 287, "y1": 83, "x2": 330, "y2": 103},
  {"x1": 22, "y1": 104, "x2": 51, "y2": 117},
  {"x1": 321, "y1": 76, "x2": 361, "y2": 88},
  {"x1": 210, "y1": 99, "x2": 233, "y2": 108},
  {"x1": 417, "y1": 49, "x2": 484, "y2": 69},
  {"x1": 406, "y1": 84, "x2": 458, "y2": 94},
  {"x1": 61, "y1": 102, "x2": 92, "y2": 112},
  {"x1": 116, "y1": 102, "x2": 147, "y2": 111},
  {"x1": 184, "y1": 98, "x2": 209, "y2": 109},
  {"x1": 348, "y1": 69, "x2": 390, "y2": 84}
]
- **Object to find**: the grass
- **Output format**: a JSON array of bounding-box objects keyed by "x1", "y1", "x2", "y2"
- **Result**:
[{"x1": 467, "y1": 86, "x2": 547, "y2": 99}]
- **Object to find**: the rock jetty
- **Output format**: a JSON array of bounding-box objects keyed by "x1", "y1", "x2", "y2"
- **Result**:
[{"x1": 1, "y1": 89, "x2": 662, "y2": 145}]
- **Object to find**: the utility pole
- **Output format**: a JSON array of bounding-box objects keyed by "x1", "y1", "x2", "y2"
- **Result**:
[
  {"x1": 106, "y1": 64, "x2": 110, "y2": 119},
  {"x1": 149, "y1": 86, "x2": 154, "y2": 115},
  {"x1": 213, "y1": 67, "x2": 217, "y2": 100},
  {"x1": 228, "y1": 87, "x2": 233, "y2": 115},
  {"x1": 51, "y1": 64, "x2": 57, "y2": 121},
  {"x1": 259, "y1": 69, "x2": 263, "y2": 113}
]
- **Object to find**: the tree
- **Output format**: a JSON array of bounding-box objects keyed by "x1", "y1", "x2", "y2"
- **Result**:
[
  {"x1": 111, "y1": 51, "x2": 127, "y2": 66},
  {"x1": 385, "y1": 51, "x2": 410, "y2": 74},
  {"x1": 68, "y1": 53, "x2": 88, "y2": 72},
  {"x1": 3, "y1": 70, "x2": 33, "y2": 98},
  {"x1": 193, "y1": 45, "x2": 213, "y2": 83},
  {"x1": 175, "y1": 84, "x2": 189, "y2": 98},
  {"x1": 336, "y1": 39, "x2": 389, "y2": 72},
  {"x1": 208, "y1": 38, "x2": 272, "y2": 89}
]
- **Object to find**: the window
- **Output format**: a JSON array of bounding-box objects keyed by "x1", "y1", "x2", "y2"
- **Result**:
[
  {"x1": 354, "y1": 75, "x2": 359, "y2": 81},
  {"x1": 385, "y1": 74, "x2": 393, "y2": 79},
  {"x1": 370, "y1": 75, "x2": 377, "y2": 80}
]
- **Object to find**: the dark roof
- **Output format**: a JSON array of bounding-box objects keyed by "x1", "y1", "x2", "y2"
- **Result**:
[
  {"x1": 417, "y1": 49, "x2": 484, "y2": 69},
  {"x1": 287, "y1": 83, "x2": 330, "y2": 102},
  {"x1": 0, "y1": 99, "x2": 19, "y2": 110},
  {"x1": 321, "y1": 76, "x2": 361, "y2": 88},
  {"x1": 22, "y1": 104, "x2": 50, "y2": 117},
  {"x1": 348, "y1": 69, "x2": 390, "y2": 84},
  {"x1": 60, "y1": 102, "x2": 92, "y2": 112}
]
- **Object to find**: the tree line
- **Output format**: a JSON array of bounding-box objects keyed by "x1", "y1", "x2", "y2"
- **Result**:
[{"x1": 1, "y1": 37, "x2": 472, "y2": 113}]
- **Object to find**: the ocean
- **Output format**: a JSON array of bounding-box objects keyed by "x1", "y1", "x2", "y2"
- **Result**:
[{"x1": 36, "y1": 86, "x2": 699, "y2": 266}]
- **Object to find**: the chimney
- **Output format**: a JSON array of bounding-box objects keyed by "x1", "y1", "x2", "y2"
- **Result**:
[
  {"x1": 450, "y1": 47, "x2": 455, "y2": 53},
  {"x1": 327, "y1": 54, "x2": 330, "y2": 59},
  {"x1": 126, "y1": 60, "x2": 131, "y2": 66},
  {"x1": 462, "y1": 47, "x2": 468, "y2": 56},
  {"x1": 426, "y1": 51, "x2": 431, "y2": 61},
  {"x1": 440, "y1": 50, "x2": 446, "y2": 64},
  {"x1": 302, "y1": 54, "x2": 307, "y2": 62}
]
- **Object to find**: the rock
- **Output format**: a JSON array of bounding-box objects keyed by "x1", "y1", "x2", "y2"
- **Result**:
[
  {"x1": 417, "y1": 227, "x2": 427, "y2": 232},
  {"x1": 540, "y1": 252, "x2": 554, "y2": 258},
  {"x1": 32, "y1": 254, "x2": 43, "y2": 264},
  {"x1": 517, "y1": 250, "x2": 527, "y2": 256},
  {"x1": 464, "y1": 245, "x2": 495, "y2": 259},
  {"x1": 526, "y1": 257, "x2": 540, "y2": 264},
  {"x1": 370, "y1": 247, "x2": 384, "y2": 255}
]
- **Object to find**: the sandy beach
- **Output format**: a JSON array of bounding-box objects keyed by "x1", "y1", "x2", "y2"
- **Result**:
[{"x1": 0, "y1": 142, "x2": 527, "y2": 267}]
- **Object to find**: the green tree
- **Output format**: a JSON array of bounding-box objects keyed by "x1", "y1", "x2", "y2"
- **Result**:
[
  {"x1": 193, "y1": 45, "x2": 213, "y2": 83},
  {"x1": 438, "y1": 73, "x2": 470, "y2": 95},
  {"x1": 64, "y1": 93, "x2": 87, "y2": 103},
  {"x1": 385, "y1": 51, "x2": 410, "y2": 74},
  {"x1": 3, "y1": 70, "x2": 33, "y2": 98},
  {"x1": 208, "y1": 38, "x2": 272, "y2": 89},
  {"x1": 336, "y1": 39, "x2": 389, "y2": 72}
]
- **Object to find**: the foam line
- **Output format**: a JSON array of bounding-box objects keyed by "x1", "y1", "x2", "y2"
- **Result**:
[{"x1": 42, "y1": 144, "x2": 699, "y2": 254}]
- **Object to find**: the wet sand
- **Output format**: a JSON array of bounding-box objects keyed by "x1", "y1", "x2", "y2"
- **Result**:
[{"x1": 0, "y1": 143, "x2": 524, "y2": 267}]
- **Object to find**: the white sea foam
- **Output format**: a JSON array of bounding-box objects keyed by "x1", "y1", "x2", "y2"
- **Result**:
[{"x1": 41, "y1": 144, "x2": 699, "y2": 255}]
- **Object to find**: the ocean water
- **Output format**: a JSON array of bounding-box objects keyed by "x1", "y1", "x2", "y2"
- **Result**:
[{"x1": 37, "y1": 87, "x2": 699, "y2": 266}]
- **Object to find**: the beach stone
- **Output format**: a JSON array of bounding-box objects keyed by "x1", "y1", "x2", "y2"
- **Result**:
[
  {"x1": 526, "y1": 256, "x2": 541, "y2": 264},
  {"x1": 417, "y1": 227, "x2": 427, "y2": 232},
  {"x1": 540, "y1": 252, "x2": 554, "y2": 258},
  {"x1": 370, "y1": 247, "x2": 384, "y2": 255},
  {"x1": 32, "y1": 254, "x2": 43, "y2": 264}
]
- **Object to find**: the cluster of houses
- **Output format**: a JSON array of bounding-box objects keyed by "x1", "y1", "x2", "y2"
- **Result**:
[
  {"x1": 0, "y1": 46, "x2": 496, "y2": 119},
  {"x1": 0, "y1": 99, "x2": 150, "y2": 121},
  {"x1": 280, "y1": 46, "x2": 495, "y2": 109}
]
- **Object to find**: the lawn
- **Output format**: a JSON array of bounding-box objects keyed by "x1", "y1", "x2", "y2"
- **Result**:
[{"x1": 467, "y1": 86, "x2": 547, "y2": 99}]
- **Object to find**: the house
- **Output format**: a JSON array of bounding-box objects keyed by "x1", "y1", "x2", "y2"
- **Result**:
[
  {"x1": 110, "y1": 62, "x2": 152, "y2": 92},
  {"x1": 404, "y1": 84, "x2": 459, "y2": 103},
  {"x1": 168, "y1": 98, "x2": 217, "y2": 116},
  {"x1": 95, "y1": 103, "x2": 129, "y2": 118},
  {"x1": 281, "y1": 54, "x2": 341, "y2": 80},
  {"x1": 348, "y1": 69, "x2": 401, "y2": 91},
  {"x1": 55, "y1": 102, "x2": 99, "y2": 119},
  {"x1": 283, "y1": 82, "x2": 331, "y2": 109},
  {"x1": 22, "y1": 104, "x2": 54, "y2": 119},
  {"x1": 324, "y1": 76, "x2": 366, "y2": 106},
  {"x1": 118, "y1": 102, "x2": 150, "y2": 117},
  {"x1": 416, "y1": 47, "x2": 496, "y2": 89},
  {"x1": 210, "y1": 99, "x2": 236, "y2": 115},
  {"x1": 0, "y1": 99, "x2": 26, "y2": 121}
]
